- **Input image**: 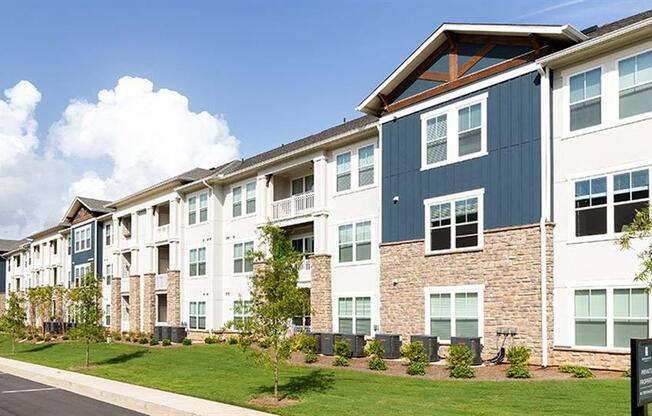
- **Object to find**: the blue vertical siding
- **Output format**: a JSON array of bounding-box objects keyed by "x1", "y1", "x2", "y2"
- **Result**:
[
  {"x1": 71, "y1": 221, "x2": 97, "y2": 275},
  {"x1": 381, "y1": 71, "x2": 541, "y2": 243},
  {"x1": 0, "y1": 257, "x2": 6, "y2": 293}
]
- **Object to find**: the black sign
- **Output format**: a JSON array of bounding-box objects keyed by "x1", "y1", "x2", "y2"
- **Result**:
[{"x1": 631, "y1": 338, "x2": 652, "y2": 415}]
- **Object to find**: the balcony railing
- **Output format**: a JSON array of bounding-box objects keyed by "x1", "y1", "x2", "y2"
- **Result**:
[
  {"x1": 155, "y1": 273, "x2": 168, "y2": 291},
  {"x1": 298, "y1": 257, "x2": 311, "y2": 286},
  {"x1": 156, "y1": 224, "x2": 170, "y2": 241},
  {"x1": 120, "y1": 277, "x2": 130, "y2": 293},
  {"x1": 271, "y1": 192, "x2": 315, "y2": 220}
]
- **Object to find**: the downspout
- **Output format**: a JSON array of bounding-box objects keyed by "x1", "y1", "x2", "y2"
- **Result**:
[{"x1": 537, "y1": 64, "x2": 551, "y2": 367}]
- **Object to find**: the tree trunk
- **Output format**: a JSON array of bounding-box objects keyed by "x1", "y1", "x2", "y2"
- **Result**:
[
  {"x1": 85, "y1": 340, "x2": 90, "y2": 367},
  {"x1": 274, "y1": 348, "x2": 279, "y2": 400},
  {"x1": 11, "y1": 336, "x2": 15, "y2": 355}
]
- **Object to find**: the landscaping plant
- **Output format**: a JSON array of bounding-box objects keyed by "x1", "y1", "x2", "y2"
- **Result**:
[
  {"x1": 162, "y1": 339, "x2": 172, "y2": 346},
  {"x1": 149, "y1": 338, "x2": 159, "y2": 346},
  {"x1": 304, "y1": 351, "x2": 318, "y2": 364},
  {"x1": 183, "y1": 338, "x2": 192, "y2": 346},
  {"x1": 365, "y1": 340, "x2": 387, "y2": 371},
  {"x1": 560, "y1": 365, "x2": 594, "y2": 378},
  {"x1": 67, "y1": 267, "x2": 104, "y2": 367},
  {"x1": 333, "y1": 339, "x2": 352, "y2": 367},
  {"x1": 0, "y1": 293, "x2": 26, "y2": 354},
  {"x1": 204, "y1": 335, "x2": 219, "y2": 344},
  {"x1": 400, "y1": 341, "x2": 428, "y2": 376},
  {"x1": 447, "y1": 345, "x2": 475, "y2": 379},
  {"x1": 505, "y1": 346, "x2": 531, "y2": 379}
]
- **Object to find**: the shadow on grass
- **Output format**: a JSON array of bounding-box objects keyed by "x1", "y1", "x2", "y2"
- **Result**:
[
  {"x1": 255, "y1": 369, "x2": 335, "y2": 400},
  {"x1": 21, "y1": 343, "x2": 55, "y2": 353},
  {"x1": 95, "y1": 349, "x2": 148, "y2": 366}
]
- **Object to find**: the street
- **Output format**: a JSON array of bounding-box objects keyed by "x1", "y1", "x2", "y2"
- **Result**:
[{"x1": 0, "y1": 371, "x2": 144, "y2": 416}]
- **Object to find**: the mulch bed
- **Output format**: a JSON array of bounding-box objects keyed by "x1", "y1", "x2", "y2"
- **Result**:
[
  {"x1": 289, "y1": 352, "x2": 623, "y2": 381},
  {"x1": 249, "y1": 396, "x2": 300, "y2": 407}
]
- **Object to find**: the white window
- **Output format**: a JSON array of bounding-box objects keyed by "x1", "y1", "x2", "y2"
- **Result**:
[
  {"x1": 188, "y1": 192, "x2": 208, "y2": 225},
  {"x1": 572, "y1": 287, "x2": 651, "y2": 349},
  {"x1": 189, "y1": 248, "x2": 206, "y2": 277},
  {"x1": 338, "y1": 220, "x2": 371, "y2": 263},
  {"x1": 232, "y1": 186, "x2": 242, "y2": 217},
  {"x1": 336, "y1": 152, "x2": 351, "y2": 192},
  {"x1": 426, "y1": 285, "x2": 483, "y2": 342},
  {"x1": 233, "y1": 241, "x2": 254, "y2": 274},
  {"x1": 358, "y1": 145, "x2": 375, "y2": 187},
  {"x1": 421, "y1": 93, "x2": 487, "y2": 170},
  {"x1": 188, "y1": 196, "x2": 197, "y2": 225},
  {"x1": 74, "y1": 225, "x2": 92, "y2": 253},
  {"x1": 199, "y1": 192, "x2": 208, "y2": 222},
  {"x1": 291, "y1": 175, "x2": 314, "y2": 196},
  {"x1": 569, "y1": 67, "x2": 601, "y2": 131},
  {"x1": 574, "y1": 168, "x2": 649, "y2": 237},
  {"x1": 338, "y1": 297, "x2": 371, "y2": 335},
  {"x1": 74, "y1": 263, "x2": 91, "y2": 285},
  {"x1": 189, "y1": 301, "x2": 206, "y2": 330},
  {"x1": 233, "y1": 300, "x2": 252, "y2": 329},
  {"x1": 105, "y1": 304, "x2": 111, "y2": 326},
  {"x1": 105, "y1": 223, "x2": 113, "y2": 246},
  {"x1": 245, "y1": 182, "x2": 256, "y2": 214},
  {"x1": 105, "y1": 263, "x2": 113, "y2": 285},
  {"x1": 424, "y1": 189, "x2": 484, "y2": 254},
  {"x1": 619, "y1": 50, "x2": 652, "y2": 119}
]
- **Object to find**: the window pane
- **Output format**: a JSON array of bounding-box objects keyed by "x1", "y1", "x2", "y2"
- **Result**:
[
  {"x1": 232, "y1": 202, "x2": 241, "y2": 217},
  {"x1": 339, "y1": 224, "x2": 353, "y2": 244},
  {"x1": 359, "y1": 167, "x2": 374, "y2": 186},
  {"x1": 198, "y1": 317, "x2": 206, "y2": 330},
  {"x1": 620, "y1": 56, "x2": 636, "y2": 89},
  {"x1": 590, "y1": 290, "x2": 606, "y2": 317},
  {"x1": 430, "y1": 294, "x2": 451, "y2": 317},
  {"x1": 576, "y1": 207, "x2": 607, "y2": 236},
  {"x1": 198, "y1": 263, "x2": 206, "y2": 275},
  {"x1": 456, "y1": 319, "x2": 479, "y2": 337},
  {"x1": 339, "y1": 318, "x2": 353, "y2": 334},
  {"x1": 356, "y1": 318, "x2": 371, "y2": 335},
  {"x1": 337, "y1": 173, "x2": 351, "y2": 192},
  {"x1": 233, "y1": 187, "x2": 241, "y2": 202},
  {"x1": 198, "y1": 247, "x2": 206, "y2": 261},
  {"x1": 431, "y1": 319, "x2": 451, "y2": 340},
  {"x1": 356, "y1": 242, "x2": 371, "y2": 261},
  {"x1": 246, "y1": 182, "x2": 256, "y2": 199},
  {"x1": 336, "y1": 152, "x2": 351, "y2": 174},
  {"x1": 234, "y1": 259, "x2": 243, "y2": 274},
  {"x1": 292, "y1": 178, "x2": 304, "y2": 195},
  {"x1": 234, "y1": 244, "x2": 243, "y2": 259},
  {"x1": 246, "y1": 200, "x2": 255, "y2": 214},
  {"x1": 339, "y1": 244, "x2": 353, "y2": 263},
  {"x1": 199, "y1": 193, "x2": 208, "y2": 208},
  {"x1": 200, "y1": 208, "x2": 208, "y2": 222},
  {"x1": 620, "y1": 83, "x2": 652, "y2": 119},
  {"x1": 430, "y1": 228, "x2": 451, "y2": 251},
  {"x1": 575, "y1": 290, "x2": 590, "y2": 317},
  {"x1": 456, "y1": 293, "x2": 478, "y2": 317},
  {"x1": 190, "y1": 302, "x2": 197, "y2": 315},
  {"x1": 189, "y1": 316, "x2": 197, "y2": 329},
  {"x1": 356, "y1": 297, "x2": 371, "y2": 318},
  {"x1": 356, "y1": 221, "x2": 371, "y2": 242},
  {"x1": 359, "y1": 145, "x2": 374, "y2": 169},
  {"x1": 190, "y1": 249, "x2": 197, "y2": 263},
  {"x1": 632, "y1": 289, "x2": 649, "y2": 317},
  {"x1": 189, "y1": 212, "x2": 196, "y2": 225},
  {"x1": 305, "y1": 175, "x2": 314, "y2": 192},
  {"x1": 615, "y1": 201, "x2": 649, "y2": 233},
  {"x1": 458, "y1": 129, "x2": 481, "y2": 156},
  {"x1": 614, "y1": 321, "x2": 648, "y2": 348},
  {"x1": 426, "y1": 115, "x2": 447, "y2": 164},
  {"x1": 570, "y1": 98, "x2": 601, "y2": 131},
  {"x1": 188, "y1": 197, "x2": 196, "y2": 211},
  {"x1": 575, "y1": 320, "x2": 607, "y2": 346},
  {"x1": 198, "y1": 302, "x2": 206, "y2": 315},
  {"x1": 614, "y1": 289, "x2": 630, "y2": 317},
  {"x1": 570, "y1": 72, "x2": 585, "y2": 103},
  {"x1": 190, "y1": 264, "x2": 197, "y2": 277},
  {"x1": 338, "y1": 298, "x2": 352, "y2": 316}
]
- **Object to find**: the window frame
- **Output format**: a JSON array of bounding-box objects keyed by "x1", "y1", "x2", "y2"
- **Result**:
[
  {"x1": 233, "y1": 241, "x2": 254, "y2": 275},
  {"x1": 617, "y1": 49, "x2": 652, "y2": 121},
  {"x1": 423, "y1": 188, "x2": 485, "y2": 255},
  {"x1": 73, "y1": 224, "x2": 92, "y2": 254},
  {"x1": 567, "y1": 65, "x2": 603, "y2": 133},
  {"x1": 188, "y1": 301, "x2": 207, "y2": 330},
  {"x1": 245, "y1": 181, "x2": 256, "y2": 215},
  {"x1": 336, "y1": 295, "x2": 373, "y2": 336},
  {"x1": 189, "y1": 247, "x2": 207, "y2": 278},
  {"x1": 188, "y1": 191, "x2": 209, "y2": 225},
  {"x1": 232, "y1": 186, "x2": 243, "y2": 218},
  {"x1": 233, "y1": 300, "x2": 253, "y2": 330},
  {"x1": 420, "y1": 93, "x2": 488, "y2": 171},
  {"x1": 105, "y1": 223, "x2": 113, "y2": 246},
  {"x1": 424, "y1": 284, "x2": 484, "y2": 344},
  {"x1": 357, "y1": 144, "x2": 375, "y2": 188},
  {"x1": 335, "y1": 151, "x2": 352, "y2": 193},
  {"x1": 337, "y1": 219, "x2": 373, "y2": 265}
]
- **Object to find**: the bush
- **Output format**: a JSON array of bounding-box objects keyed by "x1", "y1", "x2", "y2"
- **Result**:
[
  {"x1": 291, "y1": 332, "x2": 317, "y2": 353},
  {"x1": 624, "y1": 368, "x2": 631, "y2": 378},
  {"x1": 62, "y1": 335, "x2": 69, "y2": 341},
  {"x1": 27, "y1": 335, "x2": 34, "y2": 341},
  {"x1": 138, "y1": 337, "x2": 148, "y2": 344},
  {"x1": 559, "y1": 365, "x2": 594, "y2": 378},
  {"x1": 334, "y1": 339, "x2": 352, "y2": 358},
  {"x1": 183, "y1": 338, "x2": 192, "y2": 346},
  {"x1": 368, "y1": 355, "x2": 387, "y2": 371},
  {"x1": 333, "y1": 355, "x2": 349, "y2": 367},
  {"x1": 304, "y1": 351, "x2": 318, "y2": 364},
  {"x1": 447, "y1": 345, "x2": 475, "y2": 379},
  {"x1": 364, "y1": 340, "x2": 385, "y2": 358},
  {"x1": 406, "y1": 361, "x2": 426, "y2": 376},
  {"x1": 258, "y1": 338, "x2": 270, "y2": 349},
  {"x1": 44, "y1": 335, "x2": 52, "y2": 342},
  {"x1": 35, "y1": 335, "x2": 44, "y2": 342},
  {"x1": 162, "y1": 339, "x2": 172, "y2": 346},
  {"x1": 204, "y1": 335, "x2": 219, "y2": 344},
  {"x1": 114, "y1": 335, "x2": 122, "y2": 341},
  {"x1": 149, "y1": 338, "x2": 159, "y2": 346},
  {"x1": 506, "y1": 346, "x2": 531, "y2": 379},
  {"x1": 400, "y1": 341, "x2": 428, "y2": 363},
  {"x1": 227, "y1": 336, "x2": 238, "y2": 345}
]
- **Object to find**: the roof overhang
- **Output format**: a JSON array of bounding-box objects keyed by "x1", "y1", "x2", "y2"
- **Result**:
[
  {"x1": 356, "y1": 23, "x2": 587, "y2": 116},
  {"x1": 28, "y1": 223, "x2": 70, "y2": 240},
  {"x1": 105, "y1": 179, "x2": 182, "y2": 209},
  {"x1": 537, "y1": 16, "x2": 652, "y2": 69}
]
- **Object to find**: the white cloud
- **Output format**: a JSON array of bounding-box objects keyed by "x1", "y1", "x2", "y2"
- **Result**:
[{"x1": 49, "y1": 76, "x2": 240, "y2": 200}]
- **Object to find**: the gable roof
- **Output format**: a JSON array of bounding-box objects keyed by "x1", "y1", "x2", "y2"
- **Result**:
[
  {"x1": 62, "y1": 196, "x2": 113, "y2": 223},
  {"x1": 357, "y1": 23, "x2": 587, "y2": 116},
  {"x1": 583, "y1": 9, "x2": 652, "y2": 38},
  {"x1": 0, "y1": 239, "x2": 24, "y2": 253}
]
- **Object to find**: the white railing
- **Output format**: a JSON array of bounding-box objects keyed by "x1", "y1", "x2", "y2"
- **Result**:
[
  {"x1": 298, "y1": 257, "x2": 311, "y2": 286},
  {"x1": 155, "y1": 273, "x2": 168, "y2": 291},
  {"x1": 120, "y1": 277, "x2": 130, "y2": 293},
  {"x1": 271, "y1": 192, "x2": 315, "y2": 220},
  {"x1": 156, "y1": 224, "x2": 170, "y2": 241}
]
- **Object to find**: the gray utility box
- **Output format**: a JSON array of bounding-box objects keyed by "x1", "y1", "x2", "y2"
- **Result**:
[
  {"x1": 375, "y1": 334, "x2": 401, "y2": 359},
  {"x1": 309, "y1": 332, "x2": 322, "y2": 354},
  {"x1": 154, "y1": 326, "x2": 187, "y2": 343},
  {"x1": 320, "y1": 333, "x2": 342, "y2": 356},
  {"x1": 341, "y1": 334, "x2": 366, "y2": 358},
  {"x1": 410, "y1": 335, "x2": 440, "y2": 362},
  {"x1": 451, "y1": 337, "x2": 483, "y2": 365},
  {"x1": 153, "y1": 326, "x2": 162, "y2": 341}
]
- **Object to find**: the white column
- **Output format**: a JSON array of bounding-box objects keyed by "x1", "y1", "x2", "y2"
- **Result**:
[
  {"x1": 170, "y1": 198, "x2": 179, "y2": 239},
  {"x1": 169, "y1": 241, "x2": 179, "y2": 271},
  {"x1": 146, "y1": 207, "x2": 154, "y2": 244},
  {"x1": 131, "y1": 213, "x2": 138, "y2": 245},
  {"x1": 313, "y1": 214, "x2": 328, "y2": 255},
  {"x1": 114, "y1": 218, "x2": 120, "y2": 250},
  {"x1": 256, "y1": 175, "x2": 268, "y2": 223},
  {"x1": 313, "y1": 154, "x2": 328, "y2": 210},
  {"x1": 131, "y1": 249, "x2": 139, "y2": 275}
]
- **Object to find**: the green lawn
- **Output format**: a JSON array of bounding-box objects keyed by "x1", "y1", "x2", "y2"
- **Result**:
[{"x1": 0, "y1": 337, "x2": 628, "y2": 416}]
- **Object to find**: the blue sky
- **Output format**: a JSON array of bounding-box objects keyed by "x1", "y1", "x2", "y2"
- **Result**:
[{"x1": 0, "y1": 0, "x2": 650, "y2": 238}]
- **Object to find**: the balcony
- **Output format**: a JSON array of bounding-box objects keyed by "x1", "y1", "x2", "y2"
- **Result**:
[
  {"x1": 272, "y1": 192, "x2": 315, "y2": 221},
  {"x1": 120, "y1": 276, "x2": 130, "y2": 293},
  {"x1": 155, "y1": 273, "x2": 168, "y2": 291},
  {"x1": 155, "y1": 224, "x2": 169, "y2": 242},
  {"x1": 297, "y1": 258, "x2": 311, "y2": 287}
]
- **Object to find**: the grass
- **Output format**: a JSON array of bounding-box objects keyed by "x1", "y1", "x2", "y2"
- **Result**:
[{"x1": 0, "y1": 337, "x2": 628, "y2": 416}]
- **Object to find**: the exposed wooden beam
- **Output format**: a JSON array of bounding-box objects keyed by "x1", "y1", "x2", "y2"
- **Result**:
[
  {"x1": 418, "y1": 71, "x2": 450, "y2": 82},
  {"x1": 446, "y1": 31, "x2": 458, "y2": 80},
  {"x1": 384, "y1": 47, "x2": 547, "y2": 114},
  {"x1": 456, "y1": 34, "x2": 534, "y2": 47},
  {"x1": 378, "y1": 93, "x2": 390, "y2": 109},
  {"x1": 458, "y1": 42, "x2": 495, "y2": 77}
]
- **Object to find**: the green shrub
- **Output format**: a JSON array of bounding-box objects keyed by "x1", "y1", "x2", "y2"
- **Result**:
[
  {"x1": 624, "y1": 368, "x2": 631, "y2": 378},
  {"x1": 406, "y1": 361, "x2": 426, "y2": 376},
  {"x1": 44, "y1": 335, "x2": 52, "y2": 342},
  {"x1": 304, "y1": 351, "x2": 318, "y2": 364},
  {"x1": 447, "y1": 345, "x2": 475, "y2": 379},
  {"x1": 162, "y1": 339, "x2": 172, "y2": 346},
  {"x1": 258, "y1": 338, "x2": 271, "y2": 349},
  {"x1": 364, "y1": 340, "x2": 385, "y2": 358},
  {"x1": 559, "y1": 365, "x2": 594, "y2": 378},
  {"x1": 334, "y1": 339, "x2": 352, "y2": 358},
  {"x1": 333, "y1": 355, "x2": 349, "y2": 367},
  {"x1": 400, "y1": 341, "x2": 428, "y2": 363},
  {"x1": 35, "y1": 335, "x2": 44, "y2": 342},
  {"x1": 61, "y1": 335, "x2": 69, "y2": 341},
  {"x1": 204, "y1": 335, "x2": 219, "y2": 344},
  {"x1": 506, "y1": 346, "x2": 531, "y2": 379},
  {"x1": 227, "y1": 336, "x2": 238, "y2": 345},
  {"x1": 138, "y1": 337, "x2": 148, "y2": 344},
  {"x1": 290, "y1": 332, "x2": 317, "y2": 353},
  {"x1": 114, "y1": 335, "x2": 122, "y2": 341},
  {"x1": 183, "y1": 338, "x2": 192, "y2": 346},
  {"x1": 149, "y1": 338, "x2": 159, "y2": 346},
  {"x1": 27, "y1": 335, "x2": 34, "y2": 341},
  {"x1": 368, "y1": 355, "x2": 387, "y2": 371}
]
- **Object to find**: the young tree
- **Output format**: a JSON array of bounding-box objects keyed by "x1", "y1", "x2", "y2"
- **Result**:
[
  {"x1": 0, "y1": 293, "x2": 27, "y2": 354},
  {"x1": 235, "y1": 224, "x2": 309, "y2": 400},
  {"x1": 68, "y1": 267, "x2": 104, "y2": 367},
  {"x1": 618, "y1": 206, "x2": 652, "y2": 286},
  {"x1": 27, "y1": 286, "x2": 55, "y2": 335}
]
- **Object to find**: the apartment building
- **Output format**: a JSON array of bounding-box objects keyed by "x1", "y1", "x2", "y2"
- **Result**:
[{"x1": 0, "y1": 239, "x2": 22, "y2": 314}]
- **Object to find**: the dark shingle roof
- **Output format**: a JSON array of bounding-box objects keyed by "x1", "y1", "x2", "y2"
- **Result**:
[
  {"x1": 0, "y1": 239, "x2": 26, "y2": 253},
  {"x1": 583, "y1": 9, "x2": 652, "y2": 38},
  {"x1": 78, "y1": 197, "x2": 113, "y2": 214},
  {"x1": 217, "y1": 115, "x2": 377, "y2": 176}
]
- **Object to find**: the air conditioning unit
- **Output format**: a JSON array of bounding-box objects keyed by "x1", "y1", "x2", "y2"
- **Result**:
[
  {"x1": 153, "y1": 326, "x2": 163, "y2": 341},
  {"x1": 410, "y1": 335, "x2": 440, "y2": 362},
  {"x1": 320, "y1": 333, "x2": 342, "y2": 356},
  {"x1": 341, "y1": 334, "x2": 366, "y2": 357},
  {"x1": 451, "y1": 337, "x2": 483, "y2": 365},
  {"x1": 375, "y1": 334, "x2": 401, "y2": 359},
  {"x1": 170, "y1": 326, "x2": 187, "y2": 343}
]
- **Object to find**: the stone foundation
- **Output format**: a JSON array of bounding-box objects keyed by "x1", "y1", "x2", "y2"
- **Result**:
[
  {"x1": 552, "y1": 347, "x2": 630, "y2": 371},
  {"x1": 111, "y1": 277, "x2": 122, "y2": 332},
  {"x1": 0, "y1": 293, "x2": 5, "y2": 316},
  {"x1": 167, "y1": 270, "x2": 181, "y2": 326},
  {"x1": 310, "y1": 254, "x2": 332, "y2": 332},
  {"x1": 380, "y1": 223, "x2": 554, "y2": 365},
  {"x1": 142, "y1": 273, "x2": 156, "y2": 335},
  {"x1": 129, "y1": 275, "x2": 141, "y2": 332}
]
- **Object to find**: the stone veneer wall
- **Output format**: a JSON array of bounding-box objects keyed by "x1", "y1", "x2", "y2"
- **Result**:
[
  {"x1": 129, "y1": 275, "x2": 141, "y2": 332},
  {"x1": 552, "y1": 347, "x2": 629, "y2": 370},
  {"x1": 142, "y1": 273, "x2": 156, "y2": 335},
  {"x1": 110, "y1": 277, "x2": 121, "y2": 332},
  {"x1": 0, "y1": 293, "x2": 5, "y2": 316},
  {"x1": 310, "y1": 254, "x2": 332, "y2": 332},
  {"x1": 380, "y1": 223, "x2": 554, "y2": 365},
  {"x1": 167, "y1": 270, "x2": 181, "y2": 326}
]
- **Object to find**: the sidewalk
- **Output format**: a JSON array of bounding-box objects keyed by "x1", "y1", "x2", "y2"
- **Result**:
[{"x1": 0, "y1": 357, "x2": 274, "y2": 416}]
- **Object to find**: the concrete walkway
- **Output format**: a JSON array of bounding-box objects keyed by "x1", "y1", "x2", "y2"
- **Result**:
[{"x1": 0, "y1": 357, "x2": 274, "y2": 416}]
